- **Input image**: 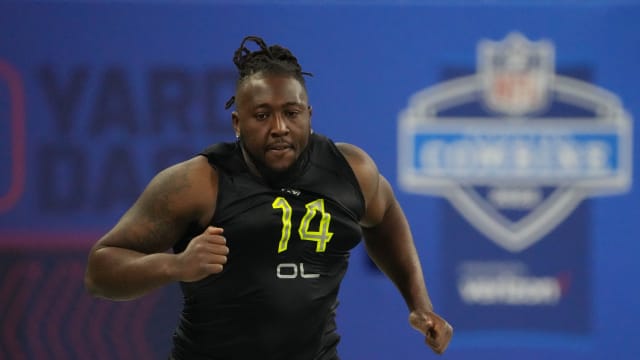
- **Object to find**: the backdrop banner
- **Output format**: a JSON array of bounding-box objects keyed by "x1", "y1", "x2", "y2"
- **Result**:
[{"x1": 1, "y1": 2, "x2": 638, "y2": 359}]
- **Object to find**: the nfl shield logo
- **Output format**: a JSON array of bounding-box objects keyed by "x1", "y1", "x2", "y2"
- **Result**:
[
  {"x1": 397, "y1": 32, "x2": 632, "y2": 252},
  {"x1": 479, "y1": 32, "x2": 554, "y2": 116}
]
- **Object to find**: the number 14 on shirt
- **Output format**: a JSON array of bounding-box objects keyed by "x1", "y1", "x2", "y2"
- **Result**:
[{"x1": 272, "y1": 197, "x2": 334, "y2": 253}]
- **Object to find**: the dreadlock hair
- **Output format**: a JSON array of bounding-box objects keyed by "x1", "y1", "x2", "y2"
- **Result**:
[{"x1": 224, "y1": 35, "x2": 313, "y2": 110}]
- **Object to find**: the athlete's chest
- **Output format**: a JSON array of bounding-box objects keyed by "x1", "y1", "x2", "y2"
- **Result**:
[{"x1": 217, "y1": 186, "x2": 362, "y2": 258}]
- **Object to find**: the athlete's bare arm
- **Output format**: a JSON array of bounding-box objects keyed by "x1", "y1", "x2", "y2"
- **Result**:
[
  {"x1": 84, "y1": 155, "x2": 228, "y2": 301},
  {"x1": 337, "y1": 142, "x2": 453, "y2": 354}
]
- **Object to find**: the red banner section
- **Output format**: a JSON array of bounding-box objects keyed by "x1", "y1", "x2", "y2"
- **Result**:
[
  {"x1": 0, "y1": 236, "x2": 181, "y2": 359},
  {"x1": 0, "y1": 60, "x2": 26, "y2": 214}
]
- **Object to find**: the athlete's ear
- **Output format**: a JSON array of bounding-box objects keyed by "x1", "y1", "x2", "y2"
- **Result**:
[
  {"x1": 231, "y1": 111, "x2": 240, "y2": 138},
  {"x1": 308, "y1": 105, "x2": 313, "y2": 118}
]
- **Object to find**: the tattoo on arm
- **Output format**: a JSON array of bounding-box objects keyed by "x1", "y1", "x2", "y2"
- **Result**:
[{"x1": 130, "y1": 163, "x2": 195, "y2": 253}]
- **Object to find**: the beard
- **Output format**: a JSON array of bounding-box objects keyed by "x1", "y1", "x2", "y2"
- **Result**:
[{"x1": 239, "y1": 137, "x2": 312, "y2": 187}]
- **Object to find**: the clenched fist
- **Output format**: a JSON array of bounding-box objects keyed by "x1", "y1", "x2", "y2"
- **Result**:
[
  {"x1": 175, "y1": 226, "x2": 229, "y2": 282},
  {"x1": 409, "y1": 310, "x2": 453, "y2": 354}
]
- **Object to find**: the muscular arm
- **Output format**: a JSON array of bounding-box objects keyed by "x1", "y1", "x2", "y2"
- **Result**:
[
  {"x1": 337, "y1": 142, "x2": 452, "y2": 354},
  {"x1": 362, "y1": 181, "x2": 434, "y2": 312},
  {"x1": 337, "y1": 143, "x2": 432, "y2": 312},
  {"x1": 84, "y1": 156, "x2": 219, "y2": 300}
]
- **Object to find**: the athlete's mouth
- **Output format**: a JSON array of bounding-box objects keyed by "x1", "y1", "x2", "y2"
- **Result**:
[{"x1": 266, "y1": 143, "x2": 293, "y2": 152}]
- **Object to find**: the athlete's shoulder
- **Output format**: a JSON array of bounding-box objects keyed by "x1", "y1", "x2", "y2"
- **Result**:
[
  {"x1": 308, "y1": 133, "x2": 366, "y2": 162},
  {"x1": 334, "y1": 142, "x2": 378, "y2": 175},
  {"x1": 199, "y1": 141, "x2": 243, "y2": 173},
  {"x1": 200, "y1": 141, "x2": 238, "y2": 160},
  {"x1": 155, "y1": 155, "x2": 217, "y2": 196}
]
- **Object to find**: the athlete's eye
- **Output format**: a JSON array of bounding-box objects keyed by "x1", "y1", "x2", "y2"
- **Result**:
[
  {"x1": 255, "y1": 113, "x2": 270, "y2": 121},
  {"x1": 284, "y1": 111, "x2": 299, "y2": 119}
]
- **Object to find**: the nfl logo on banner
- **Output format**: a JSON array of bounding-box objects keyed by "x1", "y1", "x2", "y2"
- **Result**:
[
  {"x1": 397, "y1": 33, "x2": 632, "y2": 341},
  {"x1": 480, "y1": 33, "x2": 553, "y2": 116}
]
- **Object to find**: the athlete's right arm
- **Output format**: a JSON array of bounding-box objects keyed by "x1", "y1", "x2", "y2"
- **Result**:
[{"x1": 84, "y1": 155, "x2": 228, "y2": 301}]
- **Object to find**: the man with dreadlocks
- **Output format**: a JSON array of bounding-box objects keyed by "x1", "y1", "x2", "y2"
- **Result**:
[{"x1": 85, "y1": 35, "x2": 452, "y2": 359}]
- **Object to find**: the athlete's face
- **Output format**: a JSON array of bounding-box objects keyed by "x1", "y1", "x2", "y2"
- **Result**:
[{"x1": 232, "y1": 73, "x2": 312, "y2": 174}]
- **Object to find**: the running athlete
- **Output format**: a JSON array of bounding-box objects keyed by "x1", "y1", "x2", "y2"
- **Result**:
[{"x1": 84, "y1": 35, "x2": 453, "y2": 359}]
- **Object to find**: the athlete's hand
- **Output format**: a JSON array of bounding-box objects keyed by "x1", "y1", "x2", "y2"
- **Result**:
[
  {"x1": 174, "y1": 226, "x2": 229, "y2": 282},
  {"x1": 409, "y1": 310, "x2": 453, "y2": 354}
]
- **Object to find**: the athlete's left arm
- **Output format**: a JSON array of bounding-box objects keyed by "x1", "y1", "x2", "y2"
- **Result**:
[{"x1": 337, "y1": 142, "x2": 453, "y2": 355}]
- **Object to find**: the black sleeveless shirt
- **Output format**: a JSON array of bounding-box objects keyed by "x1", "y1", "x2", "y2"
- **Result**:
[{"x1": 171, "y1": 134, "x2": 365, "y2": 360}]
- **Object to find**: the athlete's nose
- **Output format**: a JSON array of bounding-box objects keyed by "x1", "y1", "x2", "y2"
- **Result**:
[{"x1": 270, "y1": 114, "x2": 289, "y2": 136}]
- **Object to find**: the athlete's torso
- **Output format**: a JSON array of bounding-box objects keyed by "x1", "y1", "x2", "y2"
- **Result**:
[{"x1": 171, "y1": 134, "x2": 365, "y2": 360}]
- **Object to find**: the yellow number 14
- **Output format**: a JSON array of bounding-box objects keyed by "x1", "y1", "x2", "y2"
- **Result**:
[{"x1": 272, "y1": 197, "x2": 334, "y2": 253}]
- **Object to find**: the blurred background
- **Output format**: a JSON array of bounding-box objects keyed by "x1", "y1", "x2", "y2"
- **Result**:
[{"x1": 1, "y1": 0, "x2": 638, "y2": 359}]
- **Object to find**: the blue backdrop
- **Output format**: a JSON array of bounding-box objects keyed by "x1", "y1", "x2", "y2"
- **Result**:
[{"x1": 1, "y1": 1, "x2": 638, "y2": 359}]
